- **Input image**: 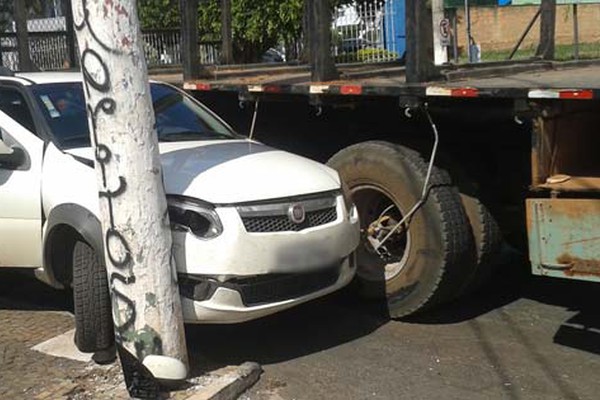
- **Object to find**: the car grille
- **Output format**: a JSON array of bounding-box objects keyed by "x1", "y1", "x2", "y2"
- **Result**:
[
  {"x1": 242, "y1": 207, "x2": 337, "y2": 233},
  {"x1": 237, "y1": 193, "x2": 339, "y2": 233},
  {"x1": 229, "y1": 265, "x2": 340, "y2": 306}
]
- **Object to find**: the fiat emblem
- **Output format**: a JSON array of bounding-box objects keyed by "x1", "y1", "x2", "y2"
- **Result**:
[{"x1": 288, "y1": 203, "x2": 306, "y2": 224}]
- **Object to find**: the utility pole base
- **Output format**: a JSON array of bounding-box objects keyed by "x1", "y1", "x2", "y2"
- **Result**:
[{"x1": 118, "y1": 345, "x2": 162, "y2": 399}]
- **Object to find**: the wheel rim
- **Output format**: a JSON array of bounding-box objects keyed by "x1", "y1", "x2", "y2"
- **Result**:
[{"x1": 352, "y1": 184, "x2": 411, "y2": 282}]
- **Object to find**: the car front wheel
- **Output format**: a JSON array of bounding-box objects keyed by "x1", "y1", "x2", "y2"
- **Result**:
[{"x1": 72, "y1": 240, "x2": 115, "y2": 356}]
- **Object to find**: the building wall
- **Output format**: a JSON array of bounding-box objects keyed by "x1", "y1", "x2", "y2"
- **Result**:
[{"x1": 453, "y1": 4, "x2": 600, "y2": 52}]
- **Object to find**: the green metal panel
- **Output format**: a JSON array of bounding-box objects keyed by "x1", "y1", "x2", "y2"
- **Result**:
[
  {"x1": 512, "y1": 0, "x2": 600, "y2": 4},
  {"x1": 444, "y1": 0, "x2": 600, "y2": 6},
  {"x1": 527, "y1": 199, "x2": 600, "y2": 283}
]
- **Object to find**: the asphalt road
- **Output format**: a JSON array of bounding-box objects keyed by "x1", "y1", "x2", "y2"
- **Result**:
[
  {"x1": 183, "y1": 254, "x2": 600, "y2": 400},
  {"x1": 1, "y1": 254, "x2": 599, "y2": 400}
]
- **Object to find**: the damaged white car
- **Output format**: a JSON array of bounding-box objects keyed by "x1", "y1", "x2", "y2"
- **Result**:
[{"x1": 0, "y1": 72, "x2": 360, "y2": 355}]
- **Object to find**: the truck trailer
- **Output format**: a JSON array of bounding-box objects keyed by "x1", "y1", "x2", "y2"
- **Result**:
[{"x1": 172, "y1": 0, "x2": 599, "y2": 318}]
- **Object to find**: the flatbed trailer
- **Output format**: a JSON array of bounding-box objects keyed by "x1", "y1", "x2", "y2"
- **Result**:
[
  {"x1": 176, "y1": 59, "x2": 600, "y2": 318},
  {"x1": 179, "y1": 60, "x2": 600, "y2": 100}
]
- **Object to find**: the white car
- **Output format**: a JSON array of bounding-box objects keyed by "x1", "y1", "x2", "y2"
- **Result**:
[{"x1": 0, "y1": 71, "x2": 360, "y2": 355}]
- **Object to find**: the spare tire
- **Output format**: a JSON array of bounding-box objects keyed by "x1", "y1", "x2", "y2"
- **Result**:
[{"x1": 328, "y1": 141, "x2": 476, "y2": 318}]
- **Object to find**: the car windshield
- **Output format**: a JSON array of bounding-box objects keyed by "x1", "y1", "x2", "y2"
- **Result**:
[{"x1": 32, "y1": 82, "x2": 241, "y2": 149}]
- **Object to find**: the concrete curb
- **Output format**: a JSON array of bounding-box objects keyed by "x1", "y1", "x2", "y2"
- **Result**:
[{"x1": 183, "y1": 362, "x2": 263, "y2": 400}]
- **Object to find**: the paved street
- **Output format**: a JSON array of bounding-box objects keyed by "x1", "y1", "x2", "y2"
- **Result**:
[{"x1": 1, "y1": 255, "x2": 599, "y2": 400}]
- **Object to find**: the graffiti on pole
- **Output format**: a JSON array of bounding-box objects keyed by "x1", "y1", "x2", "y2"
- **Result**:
[{"x1": 73, "y1": 0, "x2": 164, "y2": 360}]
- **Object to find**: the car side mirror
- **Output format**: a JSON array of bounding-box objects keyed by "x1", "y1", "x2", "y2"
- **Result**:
[{"x1": 0, "y1": 139, "x2": 25, "y2": 169}]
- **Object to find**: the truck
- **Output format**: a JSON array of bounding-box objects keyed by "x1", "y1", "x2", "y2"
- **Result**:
[{"x1": 172, "y1": 0, "x2": 600, "y2": 318}]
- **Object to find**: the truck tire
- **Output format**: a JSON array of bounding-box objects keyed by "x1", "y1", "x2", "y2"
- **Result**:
[
  {"x1": 328, "y1": 141, "x2": 476, "y2": 318},
  {"x1": 460, "y1": 194, "x2": 502, "y2": 292},
  {"x1": 73, "y1": 240, "x2": 114, "y2": 353}
]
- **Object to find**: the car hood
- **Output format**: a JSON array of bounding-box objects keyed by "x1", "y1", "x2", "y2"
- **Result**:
[{"x1": 65, "y1": 140, "x2": 341, "y2": 204}]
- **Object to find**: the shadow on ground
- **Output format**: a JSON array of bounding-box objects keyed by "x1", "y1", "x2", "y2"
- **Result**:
[
  {"x1": 184, "y1": 285, "x2": 389, "y2": 376},
  {"x1": 1, "y1": 256, "x2": 598, "y2": 379},
  {"x1": 399, "y1": 248, "x2": 600, "y2": 360},
  {"x1": 532, "y1": 278, "x2": 600, "y2": 355},
  {"x1": 0, "y1": 269, "x2": 73, "y2": 312},
  {"x1": 186, "y1": 247, "x2": 600, "y2": 377}
]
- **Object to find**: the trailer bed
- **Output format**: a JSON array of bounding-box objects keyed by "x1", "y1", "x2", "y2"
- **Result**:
[{"x1": 167, "y1": 60, "x2": 600, "y2": 101}]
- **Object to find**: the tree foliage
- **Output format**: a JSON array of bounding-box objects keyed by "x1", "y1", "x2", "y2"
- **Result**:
[
  {"x1": 0, "y1": 0, "x2": 46, "y2": 32},
  {"x1": 198, "y1": 0, "x2": 306, "y2": 62},
  {"x1": 137, "y1": 0, "x2": 181, "y2": 29},
  {"x1": 136, "y1": 0, "x2": 359, "y2": 62}
]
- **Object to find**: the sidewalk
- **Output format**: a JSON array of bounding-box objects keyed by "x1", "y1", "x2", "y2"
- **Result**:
[{"x1": 0, "y1": 270, "x2": 260, "y2": 400}]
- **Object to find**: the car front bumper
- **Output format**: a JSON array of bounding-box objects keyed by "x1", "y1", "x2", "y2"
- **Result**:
[
  {"x1": 180, "y1": 254, "x2": 356, "y2": 324},
  {"x1": 173, "y1": 194, "x2": 360, "y2": 323}
]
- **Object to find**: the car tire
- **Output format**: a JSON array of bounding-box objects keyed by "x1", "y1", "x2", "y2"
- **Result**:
[
  {"x1": 328, "y1": 141, "x2": 476, "y2": 318},
  {"x1": 73, "y1": 240, "x2": 114, "y2": 353}
]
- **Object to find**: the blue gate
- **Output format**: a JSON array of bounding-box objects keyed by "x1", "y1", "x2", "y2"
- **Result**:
[{"x1": 384, "y1": 0, "x2": 406, "y2": 60}]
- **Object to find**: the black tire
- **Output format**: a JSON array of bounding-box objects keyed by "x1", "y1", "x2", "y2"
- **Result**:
[
  {"x1": 72, "y1": 240, "x2": 114, "y2": 353},
  {"x1": 435, "y1": 151, "x2": 504, "y2": 294},
  {"x1": 328, "y1": 141, "x2": 476, "y2": 318},
  {"x1": 460, "y1": 194, "x2": 503, "y2": 292}
]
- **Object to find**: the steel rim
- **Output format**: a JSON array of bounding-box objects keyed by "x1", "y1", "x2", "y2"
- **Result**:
[{"x1": 352, "y1": 184, "x2": 411, "y2": 282}]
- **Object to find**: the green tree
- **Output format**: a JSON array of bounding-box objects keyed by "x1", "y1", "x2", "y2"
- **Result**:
[
  {"x1": 136, "y1": 0, "x2": 359, "y2": 62},
  {"x1": 137, "y1": 0, "x2": 181, "y2": 29},
  {"x1": 199, "y1": 0, "x2": 354, "y2": 63},
  {"x1": 0, "y1": 0, "x2": 46, "y2": 32}
]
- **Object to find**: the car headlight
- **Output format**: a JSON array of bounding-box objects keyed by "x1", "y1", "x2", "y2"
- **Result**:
[{"x1": 167, "y1": 196, "x2": 223, "y2": 239}]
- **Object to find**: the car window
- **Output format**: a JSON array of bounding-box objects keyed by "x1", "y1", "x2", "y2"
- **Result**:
[
  {"x1": 0, "y1": 88, "x2": 36, "y2": 134},
  {"x1": 32, "y1": 82, "x2": 240, "y2": 149}
]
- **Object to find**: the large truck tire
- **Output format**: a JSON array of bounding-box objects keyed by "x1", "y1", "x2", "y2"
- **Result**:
[
  {"x1": 328, "y1": 141, "x2": 476, "y2": 318},
  {"x1": 72, "y1": 240, "x2": 114, "y2": 353},
  {"x1": 460, "y1": 194, "x2": 502, "y2": 292}
]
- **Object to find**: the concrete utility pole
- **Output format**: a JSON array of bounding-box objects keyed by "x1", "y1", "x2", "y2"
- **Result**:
[
  {"x1": 306, "y1": 0, "x2": 339, "y2": 82},
  {"x1": 537, "y1": 0, "x2": 556, "y2": 60},
  {"x1": 220, "y1": 0, "x2": 234, "y2": 65},
  {"x1": 14, "y1": 0, "x2": 33, "y2": 71},
  {"x1": 70, "y1": 0, "x2": 188, "y2": 395}
]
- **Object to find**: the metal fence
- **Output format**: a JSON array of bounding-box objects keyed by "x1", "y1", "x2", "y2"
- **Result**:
[
  {"x1": 332, "y1": 0, "x2": 403, "y2": 64},
  {"x1": 1, "y1": 25, "x2": 220, "y2": 71},
  {"x1": 141, "y1": 29, "x2": 220, "y2": 67},
  {"x1": 0, "y1": 16, "x2": 74, "y2": 71}
]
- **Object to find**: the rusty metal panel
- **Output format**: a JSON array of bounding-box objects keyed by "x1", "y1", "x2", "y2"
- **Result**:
[{"x1": 527, "y1": 199, "x2": 600, "y2": 283}]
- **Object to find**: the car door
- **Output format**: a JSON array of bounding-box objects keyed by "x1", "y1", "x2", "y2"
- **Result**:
[{"x1": 0, "y1": 86, "x2": 44, "y2": 267}]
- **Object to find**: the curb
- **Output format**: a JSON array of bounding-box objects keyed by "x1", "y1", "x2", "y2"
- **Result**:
[{"x1": 182, "y1": 362, "x2": 263, "y2": 400}]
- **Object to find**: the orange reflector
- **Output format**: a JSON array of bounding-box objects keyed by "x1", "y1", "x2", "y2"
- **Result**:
[
  {"x1": 263, "y1": 85, "x2": 282, "y2": 93},
  {"x1": 559, "y1": 90, "x2": 593, "y2": 100},
  {"x1": 340, "y1": 85, "x2": 363, "y2": 95},
  {"x1": 451, "y1": 88, "x2": 479, "y2": 98},
  {"x1": 195, "y1": 83, "x2": 211, "y2": 91}
]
